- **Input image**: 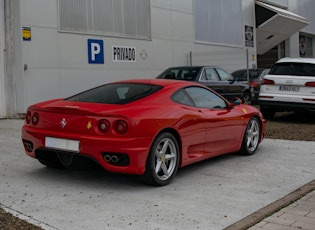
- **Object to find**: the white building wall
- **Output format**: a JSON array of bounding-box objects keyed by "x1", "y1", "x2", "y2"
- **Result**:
[
  {"x1": 15, "y1": 0, "x2": 312, "y2": 114},
  {"x1": 284, "y1": 0, "x2": 315, "y2": 58},
  {"x1": 0, "y1": 1, "x2": 5, "y2": 118},
  {"x1": 296, "y1": 0, "x2": 315, "y2": 34},
  {"x1": 18, "y1": 0, "x2": 255, "y2": 112}
]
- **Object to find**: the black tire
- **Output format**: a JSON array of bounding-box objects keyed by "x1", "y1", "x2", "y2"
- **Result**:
[
  {"x1": 143, "y1": 132, "x2": 180, "y2": 186},
  {"x1": 240, "y1": 117, "x2": 261, "y2": 155},
  {"x1": 243, "y1": 91, "x2": 251, "y2": 105},
  {"x1": 260, "y1": 107, "x2": 275, "y2": 119}
]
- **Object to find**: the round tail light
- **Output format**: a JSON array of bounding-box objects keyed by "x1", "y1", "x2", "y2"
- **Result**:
[
  {"x1": 26, "y1": 111, "x2": 32, "y2": 124},
  {"x1": 32, "y1": 112, "x2": 39, "y2": 125},
  {"x1": 98, "y1": 119, "x2": 110, "y2": 133},
  {"x1": 114, "y1": 120, "x2": 128, "y2": 134}
]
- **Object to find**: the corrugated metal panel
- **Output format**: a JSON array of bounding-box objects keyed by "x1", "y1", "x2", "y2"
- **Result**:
[
  {"x1": 194, "y1": 0, "x2": 243, "y2": 47},
  {"x1": 58, "y1": 0, "x2": 150, "y2": 39},
  {"x1": 59, "y1": 0, "x2": 88, "y2": 32}
]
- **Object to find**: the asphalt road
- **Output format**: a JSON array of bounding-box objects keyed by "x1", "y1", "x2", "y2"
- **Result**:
[{"x1": 1, "y1": 119, "x2": 315, "y2": 230}]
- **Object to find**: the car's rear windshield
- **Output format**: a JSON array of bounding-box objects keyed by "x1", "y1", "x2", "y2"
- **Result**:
[
  {"x1": 66, "y1": 83, "x2": 162, "y2": 104},
  {"x1": 269, "y1": 62, "x2": 315, "y2": 76}
]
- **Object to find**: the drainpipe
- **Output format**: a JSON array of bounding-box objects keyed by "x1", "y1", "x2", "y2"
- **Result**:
[{"x1": 4, "y1": 0, "x2": 16, "y2": 118}]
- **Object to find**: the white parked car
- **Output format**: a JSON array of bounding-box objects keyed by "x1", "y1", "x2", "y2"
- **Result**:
[{"x1": 259, "y1": 57, "x2": 315, "y2": 118}]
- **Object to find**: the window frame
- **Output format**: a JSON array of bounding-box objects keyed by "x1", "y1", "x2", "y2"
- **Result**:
[
  {"x1": 58, "y1": 0, "x2": 151, "y2": 40},
  {"x1": 172, "y1": 86, "x2": 228, "y2": 109},
  {"x1": 200, "y1": 68, "x2": 220, "y2": 81},
  {"x1": 194, "y1": 0, "x2": 243, "y2": 47}
]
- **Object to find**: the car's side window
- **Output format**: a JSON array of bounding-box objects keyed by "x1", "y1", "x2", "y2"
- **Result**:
[
  {"x1": 171, "y1": 89, "x2": 195, "y2": 106},
  {"x1": 232, "y1": 70, "x2": 245, "y2": 80},
  {"x1": 200, "y1": 68, "x2": 219, "y2": 81},
  {"x1": 184, "y1": 87, "x2": 227, "y2": 109},
  {"x1": 182, "y1": 70, "x2": 196, "y2": 81},
  {"x1": 216, "y1": 68, "x2": 233, "y2": 81}
]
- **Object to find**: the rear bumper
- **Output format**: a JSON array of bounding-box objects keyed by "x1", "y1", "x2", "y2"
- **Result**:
[
  {"x1": 22, "y1": 125, "x2": 153, "y2": 175},
  {"x1": 259, "y1": 100, "x2": 315, "y2": 113}
]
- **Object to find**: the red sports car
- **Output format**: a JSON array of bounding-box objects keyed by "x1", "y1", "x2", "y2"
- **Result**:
[{"x1": 22, "y1": 79, "x2": 265, "y2": 186}]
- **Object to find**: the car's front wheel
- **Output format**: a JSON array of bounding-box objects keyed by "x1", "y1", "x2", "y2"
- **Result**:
[
  {"x1": 242, "y1": 91, "x2": 251, "y2": 104},
  {"x1": 240, "y1": 117, "x2": 261, "y2": 155},
  {"x1": 143, "y1": 132, "x2": 180, "y2": 186}
]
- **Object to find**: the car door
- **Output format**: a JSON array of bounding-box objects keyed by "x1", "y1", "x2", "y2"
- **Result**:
[
  {"x1": 171, "y1": 88, "x2": 207, "y2": 162},
  {"x1": 215, "y1": 67, "x2": 244, "y2": 99},
  {"x1": 199, "y1": 67, "x2": 230, "y2": 96},
  {"x1": 185, "y1": 86, "x2": 244, "y2": 157}
]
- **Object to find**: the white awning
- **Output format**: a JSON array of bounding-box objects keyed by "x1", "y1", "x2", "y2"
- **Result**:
[{"x1": 256, "y1": 1, "x2": 309, "y2": 55}]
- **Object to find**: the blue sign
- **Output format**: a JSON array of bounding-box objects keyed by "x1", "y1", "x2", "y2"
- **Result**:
[{"x1": 88, "y1": 39, "x2": 104, "y2": 64}]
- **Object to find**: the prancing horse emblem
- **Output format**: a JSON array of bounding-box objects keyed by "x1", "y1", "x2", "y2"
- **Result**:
[{"x1": 60, "y1": 118, "x2": 67, "y2": 128}]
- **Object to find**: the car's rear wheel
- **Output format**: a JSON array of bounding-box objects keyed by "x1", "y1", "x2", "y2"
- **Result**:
[
  {"x1": 240, "y1": 117, "x2": 260, "y2": 155},
  {"x1": 143, "y1": 132, "x2": 180, "y2": 186}
]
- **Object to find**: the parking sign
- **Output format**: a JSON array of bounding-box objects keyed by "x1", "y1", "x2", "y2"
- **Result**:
[{"x1": 88, "y1": 39, "x2": 104, "y2": 64}]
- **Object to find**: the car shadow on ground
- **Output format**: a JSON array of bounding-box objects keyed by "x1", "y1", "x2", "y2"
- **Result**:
[
  {"x1": 23, "y1": 151, "x2": 243, "y2": 189},
  {"x1": 272, "y1": 111, "x2": 315, "y2": 124}
]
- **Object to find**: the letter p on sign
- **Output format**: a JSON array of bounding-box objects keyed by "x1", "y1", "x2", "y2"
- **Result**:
[{"x1": 88, "y1": 39, "x2": 104, "y2": 64}]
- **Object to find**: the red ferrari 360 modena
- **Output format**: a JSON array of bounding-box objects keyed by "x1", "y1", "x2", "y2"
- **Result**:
[{"x1": 22, "y1": 79, "x2": 265, "y2": 186}]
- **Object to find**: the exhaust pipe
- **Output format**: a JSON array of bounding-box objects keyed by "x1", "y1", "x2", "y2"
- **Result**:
[
  {"x1": 104, "y1": 155, "x2": 112, "y2": 162},
  {"x1": 111, "y1": 155, "x2": 119, "y2": 163},
  {"x1": 22, "y1": 140, "x2": 33, "y2": 152},
  {"x1": 103, "y1": 154, "x2": 119, "y2": 163}
]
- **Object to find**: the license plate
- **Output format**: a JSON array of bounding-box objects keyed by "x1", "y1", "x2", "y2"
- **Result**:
[
  {"x1": 279, "y1": 85, "x2": 300, "y2": 92},
  {"x1": 45, "y1": 137, "x2": 80, "y2": 152}
]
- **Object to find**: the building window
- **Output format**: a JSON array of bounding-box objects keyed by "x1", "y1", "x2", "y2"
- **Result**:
[
  {"x1": 58, "y1": 0, "x2": 151, "y2": 39},
  {"x1": 299, "y1": 35, "x2": 313, "y2": 57},
  {"x1": 194, "y1": 0, "x2": 242, "y2": 46}
]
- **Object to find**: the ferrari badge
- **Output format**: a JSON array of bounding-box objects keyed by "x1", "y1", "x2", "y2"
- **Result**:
[{"x1": 86, "y1": 121, "x2": 92, "y2": 129}]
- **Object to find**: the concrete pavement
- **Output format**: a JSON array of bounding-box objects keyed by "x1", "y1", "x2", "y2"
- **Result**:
[{"x1": 1, "y1": 119, "x2": 315, "y2": 230}]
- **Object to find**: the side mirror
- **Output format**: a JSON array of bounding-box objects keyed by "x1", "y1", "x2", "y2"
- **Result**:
[{"x1": 230, "y1": 97, "x2": 242, "y2": 106}]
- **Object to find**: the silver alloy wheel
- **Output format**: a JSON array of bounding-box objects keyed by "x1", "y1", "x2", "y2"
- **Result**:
[
  {"x1": 154, "y1": 137, "x2": 177, "y2": 181},
  {"x1": 246, "y1": 118, "x2": 260, "y2": 151}
]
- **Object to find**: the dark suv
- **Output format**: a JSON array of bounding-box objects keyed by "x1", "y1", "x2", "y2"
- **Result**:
[{"x1": 231, "y1": 68, "x2": 270, "y2": 103}]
